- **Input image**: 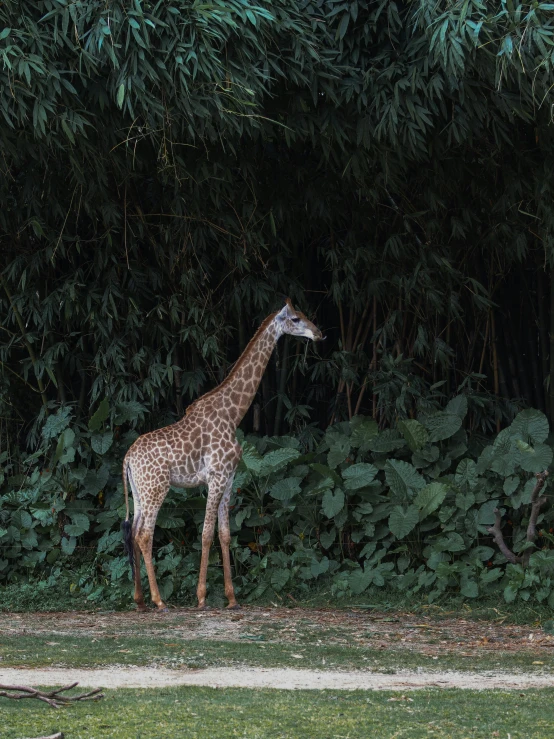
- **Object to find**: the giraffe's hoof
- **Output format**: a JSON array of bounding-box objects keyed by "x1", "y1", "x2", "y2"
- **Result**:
[
  {"x1": 226, "y1": 603, "x2": 241, "y2": 611},
  {"x1": 197, "y1": 603, "x2": 209, "y2": 611},
  {"x1": 156, "y1": 605, "x2": 169, "y2": 613},
  {"x1": 136, "y1": 603, "x2": 148, "y2": 613}
]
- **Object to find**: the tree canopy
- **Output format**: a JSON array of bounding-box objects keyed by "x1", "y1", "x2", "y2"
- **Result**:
[{"x1": 3, "y1": 1, "x2": 554, "y2": 442}]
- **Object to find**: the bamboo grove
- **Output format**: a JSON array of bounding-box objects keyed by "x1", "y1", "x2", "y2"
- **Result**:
[{"x1": 2, "y1": 1, "x2": 554, "y2": 446}]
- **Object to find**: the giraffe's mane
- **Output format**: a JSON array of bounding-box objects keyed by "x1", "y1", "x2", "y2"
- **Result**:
[{"x1": 185, "y1": 311, "x2": 278, "y2": 414}]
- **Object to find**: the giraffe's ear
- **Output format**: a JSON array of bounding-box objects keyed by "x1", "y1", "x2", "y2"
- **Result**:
[{"x1": 277, "y1": 299, "x2": 295, "y2": 320}]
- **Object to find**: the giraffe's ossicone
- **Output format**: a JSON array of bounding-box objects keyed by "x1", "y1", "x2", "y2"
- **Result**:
[{"x1": 122, "y1": 298, "x2": 323, "y2": 611}]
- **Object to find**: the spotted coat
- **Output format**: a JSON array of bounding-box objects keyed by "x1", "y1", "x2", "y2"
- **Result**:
[{"x1": 122, "y1": 299, "x2": 323, "y2": 611}]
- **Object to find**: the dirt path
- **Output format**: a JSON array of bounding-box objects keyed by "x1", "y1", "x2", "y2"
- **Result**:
[{"x1": 0, "y1": 666, "x2": 553, "y2": 691}]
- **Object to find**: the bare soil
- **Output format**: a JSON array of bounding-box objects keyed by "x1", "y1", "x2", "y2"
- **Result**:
[{"x1": 2, "y1": 606, "x2": 554, "y2": 658}]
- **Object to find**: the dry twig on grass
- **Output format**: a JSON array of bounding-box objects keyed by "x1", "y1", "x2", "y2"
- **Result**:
[
  {"x1": 23, "y1": 733, "x2": 64, "y2": 739},
  {"x1": 0, "y1": 681, "x2": 103, "y2": 708},
  {"x1": 488, "y1": 470, "x2": 549, "y2": 566}
]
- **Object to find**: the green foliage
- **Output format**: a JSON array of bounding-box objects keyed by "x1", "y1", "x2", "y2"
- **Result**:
[
  {"x1": 2, "y1": 0, "x2": 554, "y2": 608},
  {"x1": 2, "y1": 0, "x2": 554, "y2": 449},
  {"x1": 1, "y1": 399, "x2": 553, "y2": 609}
]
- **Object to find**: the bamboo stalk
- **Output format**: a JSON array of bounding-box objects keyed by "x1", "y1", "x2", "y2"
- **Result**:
[
  {"x1": 491, "y1": 310, "x2": 500, "y2": 433},
  {"x1": 550, "y1": 265, "x2": 554, "y2": 424},
  {"x1": 478, "y1": 311, "x2": 490, "y2": 376},
  {"x1": 372, "y1": 297, "x2": 377, "y2": 419},
  {"x1": 537, "y1": 269, "x2": 549, "y2": 399}
]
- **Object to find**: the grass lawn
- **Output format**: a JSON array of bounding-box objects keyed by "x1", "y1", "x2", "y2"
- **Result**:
[
  {"x1": 2, "y1": 630, "x2": 554, "y2": 674},
  {"x1": 2, "y1": 686, "x2": 554, "y2": 739}
]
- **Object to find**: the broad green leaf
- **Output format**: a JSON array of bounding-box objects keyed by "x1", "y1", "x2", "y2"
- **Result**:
[
  {"x1": 241, "y1": 442, "x2": 262, "y2": 474},
  {"x1": 492, "y1": 427, "x2": 515, "y2": 456},
  {"x1": 460, "y1": 579, "x2": 478, "y2": 598},
  {"x1": 320, "y1": 528, "x2": 336, "y2": 549},
  {"x1": 385, "y1": 459, "x2": 425, "y2": 500},
  {"x1": 61, "y1": 536, "x2": 76, "y2": 555},
  {"x1": 64, "y1": 512, "x2": 90, "y2": 537},
  {"x1": 311, "y1": 463, "x2": 341, "y2": 486},
  {"x1": 446, "y1": 395, "x2": 468, "y2": 419},
  {"x1": 415, "y1": 482, "x2": 449, "y2": 517},
  {"x1": 455, "y1": 459, "x2": 478, "y2": 489},
  {"x1": 311, "y1": 556, "x2": 329, "y2": 577},
  {"x1": 341, "y1": 463, "x2": 378, "y2": 490},
  {"x1": 91, "y1": 431, "x2": 114, "y2": 455},
  {"x1": 470, "y1": 545, "x2": 495, "y2": 561},
  {"x1": 504, "y1": 585, "x2": 518, "y2": 603},
  {"x1": 322, "y1": 488, "x2": 345, "y2": 519},
  {"x1": 260, "y1": 448, "x2": 300, "y2": 475},
  {"x1": 477, "y1": 500, "x2": 499, "y2": 526},
  {"x1": 89, "y1": 398, "x2": 110, "y2": 431},
  {"x1": 349, "y1": 567, "x2": 372, "y2": 595},
  {"x1": 412, "y1": 445, "x2": 439, "y2": 468},
  {"x1": 53, "y1": 427, "x2": 76, "y2": 466},
  {"x1": 420, "y1": 412, "x2": 462, "y2": 442},
  {"x1": 398, "y1": 419, "x2": 429, "y2": 451},
  {"x1": 436, "y1": 532, "x2": 466, "y2": 552},
  {"x1": 67, "y1": 512, "x2": 90, "y2": 530},
  {"x1": 428, "y1": 551, "x2": 451, "y2": 570},
  {"x1": 516, "y1": 441, "x2": 552, "y2": 473},
  {"x1": 81, "y1": 465, "x2": 109, "y2": 495},
  {"x1": 480, "y1": 567, "x2": 503, "y2": 583},
  {"x1": 511, "y1": 409, "x2": 549, "y2": 444},
  {"x1": 270, "y1": 477, "x2": 302, "y2": 501},
  {"x1": 369, "y1": 430, "x2": 406, "y2": 454},
  {"x1": 157, "y1": 514, "x2": 185, "y2": 529},
  {"x1": 511, "y1": 477, "x2": 536, "y2": 509},
  {"x1": 388, "y1": 505, "x2": 419, "y2": 538},
  {"x1": 455, "y1": 491, "x2": 475, "y2": 511},
  {"x1": 42, "y1": 407, "x2": 72, "y2": 441},
  {"x1": 350, "y1": 417, "x2": 378, "y2": 449},
  {"x1": 503, "y1": 476, "x2": 520, "y2": 496},
  {"x1": 271, "y1": 568, "x2": 289, "y2": 591},
  {"x1": 327, "y1": 439, "x2": 350, "y2": 469},
  {"x1": 12, "y1": 510, "x2": 32, "y2": 529}
]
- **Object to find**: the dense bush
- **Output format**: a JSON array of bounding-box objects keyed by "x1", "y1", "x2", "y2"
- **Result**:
[{"x1": 1, "y1": 398, "x2": 552, "y2": 608}]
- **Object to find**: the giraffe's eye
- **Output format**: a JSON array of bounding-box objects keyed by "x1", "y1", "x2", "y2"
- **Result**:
[{"x1": 291, "y1": 317, "x2": 300, "y2": 323}]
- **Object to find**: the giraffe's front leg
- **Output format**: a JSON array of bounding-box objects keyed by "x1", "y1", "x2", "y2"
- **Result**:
[
  {"x1": 197, "y1": 476, "x2": 227, "y2": 609},
  {"x1": 218, "y1": 479, "x2": 238, "y2": 609}
]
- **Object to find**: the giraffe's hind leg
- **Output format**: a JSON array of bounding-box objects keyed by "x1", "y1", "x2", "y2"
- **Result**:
[
  {"x1": 218, "y1": 479, "x2": 238, "y2": 609},
  {"x1": 132, "y1": 513, "x2": 147, "y2": 611},
  {"x1": 134, "y1": 507, "x2": 167, "y2": 611},
  {"x1": 130, "y1": 474, "x2": 170, "y2": 612}
]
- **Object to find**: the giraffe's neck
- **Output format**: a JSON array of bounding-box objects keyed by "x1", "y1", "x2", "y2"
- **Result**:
[{"x1": 198, "y1": 314, "x2": 281, "y2": 427}]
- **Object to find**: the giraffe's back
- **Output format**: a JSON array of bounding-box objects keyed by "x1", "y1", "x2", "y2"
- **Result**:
[{"x1": 124, "y1": 408, "x2": 239, "y2": 492}]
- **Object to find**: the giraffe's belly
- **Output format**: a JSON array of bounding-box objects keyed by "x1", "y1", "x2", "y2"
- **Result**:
[{"x1": 169, "y1": 466, "x2": 206, "y2": 488}]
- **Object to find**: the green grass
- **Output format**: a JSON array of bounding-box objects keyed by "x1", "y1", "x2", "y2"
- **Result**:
[
  {"x1": 3, "y1": 578, "x2": 554, "y2": 627},
  {"x1": 1, "y1": 631, "x2": 553, "y2": 674},
  {"x1": 2, "y1": 686, "x2": 554, "y2": 739}
]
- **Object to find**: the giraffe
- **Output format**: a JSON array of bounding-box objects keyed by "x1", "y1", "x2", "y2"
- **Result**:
[{"x1": 121, "y1": 298, "x2": 323, "y2": 611}]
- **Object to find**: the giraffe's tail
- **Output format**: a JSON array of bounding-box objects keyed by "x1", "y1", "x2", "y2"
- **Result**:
[{"x1": 122, "y1": 456, "x2": 135, "y2": 578}]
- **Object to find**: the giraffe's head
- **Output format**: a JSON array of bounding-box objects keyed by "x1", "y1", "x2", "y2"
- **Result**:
[{"x1": 275, "y1": 298, "x2": 324, "y2": 342}]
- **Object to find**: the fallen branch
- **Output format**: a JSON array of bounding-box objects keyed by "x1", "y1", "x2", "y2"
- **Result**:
[
  {"x1": 487, "y1": 470, "x2": 549, "y2": 566},
  {"x1": 23, "y1": 733, "x2": 63, "y2": 739},
  {"x1": 0, "y1": 682, "x2": 104, "y2": 708}
]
